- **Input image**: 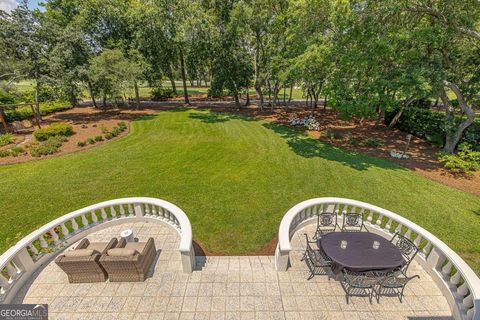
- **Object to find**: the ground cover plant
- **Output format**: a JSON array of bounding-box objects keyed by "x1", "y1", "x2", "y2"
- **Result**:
[
  {"x1": 0, "y1": 133, "x2": 15, "y2": 146},
  {"x1": 0, "y1": 109, "x2": 479, "y2": 273},
  {"x1": 33, "y1": 122, "x2": 73, "y2": 141}
]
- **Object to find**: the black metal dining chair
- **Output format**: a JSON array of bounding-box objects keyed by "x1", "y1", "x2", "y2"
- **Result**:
[
  {"x1": 341, "y1": 212, "x2": 367, "y2": 232},
  {"x1": 390, "y1": 232, "x2": 419, "y2": 272},
  {"x1": 301, "y1": 233, "x2": 332, "y2": 280},
  {"x1": 313, "y1": 212, "x2": 339, "y2": 240},
  {"x1": 341, "y1": 269, "x2": 378, "y2": 304},
  {"x1": 374, "y1": 271, "x2": 419, "y2": 303}
]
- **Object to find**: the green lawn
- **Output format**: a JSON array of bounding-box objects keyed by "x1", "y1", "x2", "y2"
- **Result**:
[{"x1": 0, "y1": 109, "x2": 479, "y2": 272}]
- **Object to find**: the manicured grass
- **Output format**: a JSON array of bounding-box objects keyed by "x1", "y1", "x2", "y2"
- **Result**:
[{"x1": 0, "y1": 109, "x2": 479, "y2": 272}]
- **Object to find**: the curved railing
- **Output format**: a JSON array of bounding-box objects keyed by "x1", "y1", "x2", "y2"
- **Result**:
[
  {"x1": 0, "y1": 197, "x2": 195, "y2": 303},
  {"x1": 274, "y1": 197, "x2": 480, "y2": 320}
]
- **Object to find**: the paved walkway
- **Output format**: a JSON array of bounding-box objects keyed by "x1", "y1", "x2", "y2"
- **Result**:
[{"x1": 14, "y1": 222, "x2": 452, "y2": 320}]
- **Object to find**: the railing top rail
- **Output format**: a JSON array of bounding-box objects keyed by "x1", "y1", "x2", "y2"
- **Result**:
[
  {"x1": 0, "y1": 197, "x2": 193, "y2": 269},
  {"x1": 278, "y1": 197, "x2": 480, "y2": 299}
]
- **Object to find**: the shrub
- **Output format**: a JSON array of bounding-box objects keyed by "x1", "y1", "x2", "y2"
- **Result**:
[
  {"x1": 33, "y1": 122, "x2": 73, "y2": 141},
  {"x1": 77, "y1": 141, "x2": 86, "y2": 147},
  {"x1": 438, "y1": 143, "x2": 480, "y2": 175},
  {"x1": 385, "y1": 106, "x2": 480, "y2": 147},
  {"x1": 117, "y1": 122, "x2": 127, "y2": 131},
  {"x1": 101, "y1": 125, "x2": 108, "y2": 134},
  {"x1": 104, "y1": 133, "x2": 114, "y2": 140},
  {"x1": 29, "y1": 136, "x2": 65, "y2": 157},
  {"x1": 9, "y1": 146, "x2": 24, "y2": 157},
  {"x1": 4, "y1": 102, "x2": 73, "y2": 122},
  {"x1": 151, "y1": 87, "x2": 175, "y2": 101},
  {"x1": 0, "y1": 133, "x2": 15, "y2": 146},
  {"x1": 94, "y1": 135, "x2": 103, "y2": 142},
  {"x1": 348, "y1": 137, "x2": 360, "y2": 146},
  {"x1": 0, "y1": 150, "x2": 10, "y2": 157},
  {"x1": 111, "y1": 127, "x2": 121, "y2": 136},
  {"x1": 290, "y1": 116, "x2": 320, "y2": 131},
  {"x1": 365, "y1": 138, "x2": 382, "y2": 148},
  {"x1": 87, "y1": 137, "x2": 96, "y2": 145}
]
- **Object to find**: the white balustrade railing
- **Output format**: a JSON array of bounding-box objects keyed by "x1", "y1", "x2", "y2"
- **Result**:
[
  {"x1": 0, "y1": 197, "x2": 195, "y2": 303},
  {"x1": 275, "y1": 197, "x2": 480, "y2": 320}
]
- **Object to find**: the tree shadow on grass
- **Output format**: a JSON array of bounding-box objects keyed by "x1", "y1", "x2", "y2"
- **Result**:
[
  {"x1": 262, "y1": 122, "x2": 404, "y2": 171},
  {"x1": 188, "y1": 109, "x2": 257, "y2": 123}
]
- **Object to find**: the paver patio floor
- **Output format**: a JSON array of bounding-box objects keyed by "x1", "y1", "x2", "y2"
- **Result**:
[{"x1": 14, "y1": 221, "x2": 452, "y2": 320}]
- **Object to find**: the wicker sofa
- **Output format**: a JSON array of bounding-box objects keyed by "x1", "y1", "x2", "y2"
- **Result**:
[
  {"x1": 99, "y1": 237, "x2": 157, "y2": 282},
  {"x1": 55, "y1": 238, "x2": 117, "y2": 283}
]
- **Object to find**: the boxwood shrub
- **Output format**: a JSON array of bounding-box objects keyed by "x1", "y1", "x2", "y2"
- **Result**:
[
  {"x1": 385, "y1": 107, "x2": 480, "y2": 147},
  {"x1": 33, "y1": 122, "x2": 73, "y2": 141}
]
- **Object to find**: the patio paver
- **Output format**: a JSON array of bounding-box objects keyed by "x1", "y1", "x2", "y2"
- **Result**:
[{"x1": 14, "y1": 222, "x2": 452, "y2": 319}]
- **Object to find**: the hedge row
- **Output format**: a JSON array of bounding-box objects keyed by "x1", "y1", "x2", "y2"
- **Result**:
[
  {"x1": 385, "y1": 107, "x2": 480, "y2": 147},
  {"x1": 3, "y1": 102, "x2": 73, "y2": 122}
]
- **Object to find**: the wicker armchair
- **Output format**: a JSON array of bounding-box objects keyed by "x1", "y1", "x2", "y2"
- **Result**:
[
  {"x1": 341, "y1": 213, "x2": 367, "y2": 232},
  {"x1": 374, "y1": 271, "x2": 419, "y2": 302},
  {"x1": 99, "y1": 237, "x2": 156, "y2": 282},
  {"x1": 55, "y1": 238, "x2": 117, "y2": 283},
  {"x1": 301, "y1": 233, "x2": 332, "y2": 280},
  {"x1": 313, "y1": 212, "x2": 339, "y2": 240},
  {"x1": 341, "y1": 269, "x2": 378, "y2": 304}
]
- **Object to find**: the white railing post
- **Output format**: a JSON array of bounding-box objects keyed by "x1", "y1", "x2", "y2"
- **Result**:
[
  {"x1": 134, "y1": 203, "x2": 144, "y2": 218},
  {"x1": 12, "y1": 248, "x2": 34, "y2": 274}
]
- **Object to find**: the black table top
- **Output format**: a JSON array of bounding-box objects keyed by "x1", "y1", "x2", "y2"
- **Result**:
[{"x1": 319, "y1": 232, "x2": 406, "y2": 273}]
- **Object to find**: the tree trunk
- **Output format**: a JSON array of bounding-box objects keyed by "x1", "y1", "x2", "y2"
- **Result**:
[
  {"x1": 34, "y1": 78, "x2": 42, "y2": 122},
  {"x1": 253, "y1": 43, "x2": 264, "y2": 111},
  {"x1": 87, "y1": 81, "x2": 98, "y2": 108},
  {"x1": 102, "y1": 93, "x2": 107, "y2": 110},
  {"x1": 441, "y1": 81, "x2": 476, "y2": 153},
  {"x1": 134, "y1": 81, "x2": 141, "y2": 109},
  {"x1": 324, "y1": 95, "x2": 327, "y2": 110},
  {"x1": 179, "y1": 49, "x2": 190, "y2": 105},
  {"x1": 286, "y1": 83, "x2": 293, "y2": 112},
  {"x1": 168, "y1": 68, "x2": 177, "y2": 94},
  {"x1": 388, "y1": 97, "x2": 414, "y2": 128},
  {"x1": 245, "y1": 86, "x2": 250, "y2": 106}
]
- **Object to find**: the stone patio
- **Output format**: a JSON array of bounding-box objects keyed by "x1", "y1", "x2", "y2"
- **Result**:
[{"x1": 13, "y1": 222, "x2": 452, "y2": 320}]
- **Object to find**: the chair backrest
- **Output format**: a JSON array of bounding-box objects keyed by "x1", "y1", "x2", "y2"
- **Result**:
[
  {"x1": 317, "y1": 212, "x2": 338, "y2": 231},
  {"x1": 341, "y1": 213, "x2": 365, "y2": 232},
  {"x1": 391, "y1": 233, "x2": 419, "y2": 268}
]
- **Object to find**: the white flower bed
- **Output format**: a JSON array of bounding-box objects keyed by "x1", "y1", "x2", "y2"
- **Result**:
[
  {"x1": 289, "y1": 116, "x2": 320, "y2": 131},
  {"x1": 390, "y1": 150, "x2": 410, "y2": 159}
]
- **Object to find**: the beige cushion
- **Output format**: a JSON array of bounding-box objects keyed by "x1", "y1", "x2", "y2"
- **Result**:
[
  {"x1": 107, "y1": 248, "x2": 138, "y2": 257},
  {"x1": 64, "y1": 249, "x2": 98, "y2": 257},
  {"x1": 125, "y1": 242, "x2": 146, "y2": 253}
]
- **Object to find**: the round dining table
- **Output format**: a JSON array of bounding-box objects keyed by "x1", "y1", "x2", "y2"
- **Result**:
[{"x1": 319, "y1": 231, "x2": 406, "y2": 274}]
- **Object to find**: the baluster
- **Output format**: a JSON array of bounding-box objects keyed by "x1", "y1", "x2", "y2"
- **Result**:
[
  {"x1": 50, "y1": 229, "x2": 60, "y2": 245},
  {"x1": 153, "y1": 205, "x2": 159, "y2": 217},
  {"x1": 466, "y1": 307, "x2": 474, "y2": 320},
  {"x1": 91, "y1": 211, "x2": 98, "y2": 223},
  {"x1": 414, "y1": 235, "x2": 422, "y2": 247},
  {"x1": 441, "y1": 261, "x2": 453, "y2": 277},
  {"x1": 120, "y1": 205, "x2": 126, "y2": 217},
  {"x1": 404, "y1": 229, "x2": 412, "y2": 239},
  {"x1": 384, "y1": 218, "x2": 393, "y2": 233},
  {"x1": 61, "y1": 223, "x2": 69, "y2": 237},
  {"x1": 462, "y1": 293, "x2": 473, "y2": 309},
  {"x1": 39, "y1": 235, "x2": 48, "y2": 249},
  {"x1": 0, "y1": 273, "x2": 10, "y2": 289},
  {"x1": 145, "y1": 204, "x2": 151, "y2": 216},
  {"x1": 128, "y1": 204, "x2": 134, "y2": 216},
  {"x1": 457, "y1": 282, "x2": 469, "y2": 297},
  {"x1": 162, "y1": 207, "x2": 167, "y2": 219},
  {"x1": 422, "y1": 242, "x2": 432, "y2": 256},
  {"x1": 110, "y1": 206, "x2": 117, "y2": 217},
  {"x1": 366, "y1": 210, "x2": 374, "y2": 223},
  {"x1": 28, "y1": 244, "x2": 38, "y2": 256},
  {"x1": 81, "y1": 214, "x2": 88, "y2": 227},
  {"x1": 395, "y1": 223, "x2": 403, "y2": 234},
  {"x1": 450, "y1": 270, "x2": 461, "y2": 285},
  {"x1": 350, "y1": 206, "x2": 356, "y2": 214},
  {"x1": 319, "y1": 203, "x2": 324, "y2": 213},
  {"x1": 101, "y1": 208, "x2": 108, "y2": 220},
  {"x1": 6, "y1": 262, "x2": 19, "y2": 280},
  {"x1": 71, "y1": 218, "x2": 79, "y2": 231},
  {"x1": 376, "y1": 214, "x2": 383, "y2": 227}
]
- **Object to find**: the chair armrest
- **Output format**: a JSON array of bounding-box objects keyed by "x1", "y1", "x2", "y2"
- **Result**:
[
  {"x1": 139, "y1": 238, "x2": 156, "y2": 256},
  {"x1": 116, "y1": 238, "x2": 127, "y2": 248},
  {"x1": 76, "y1": 238, "x2": 90, "y2": 250},
  {"x1": 103, "y1": 238, "x2": 118, "y2": 253}
]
